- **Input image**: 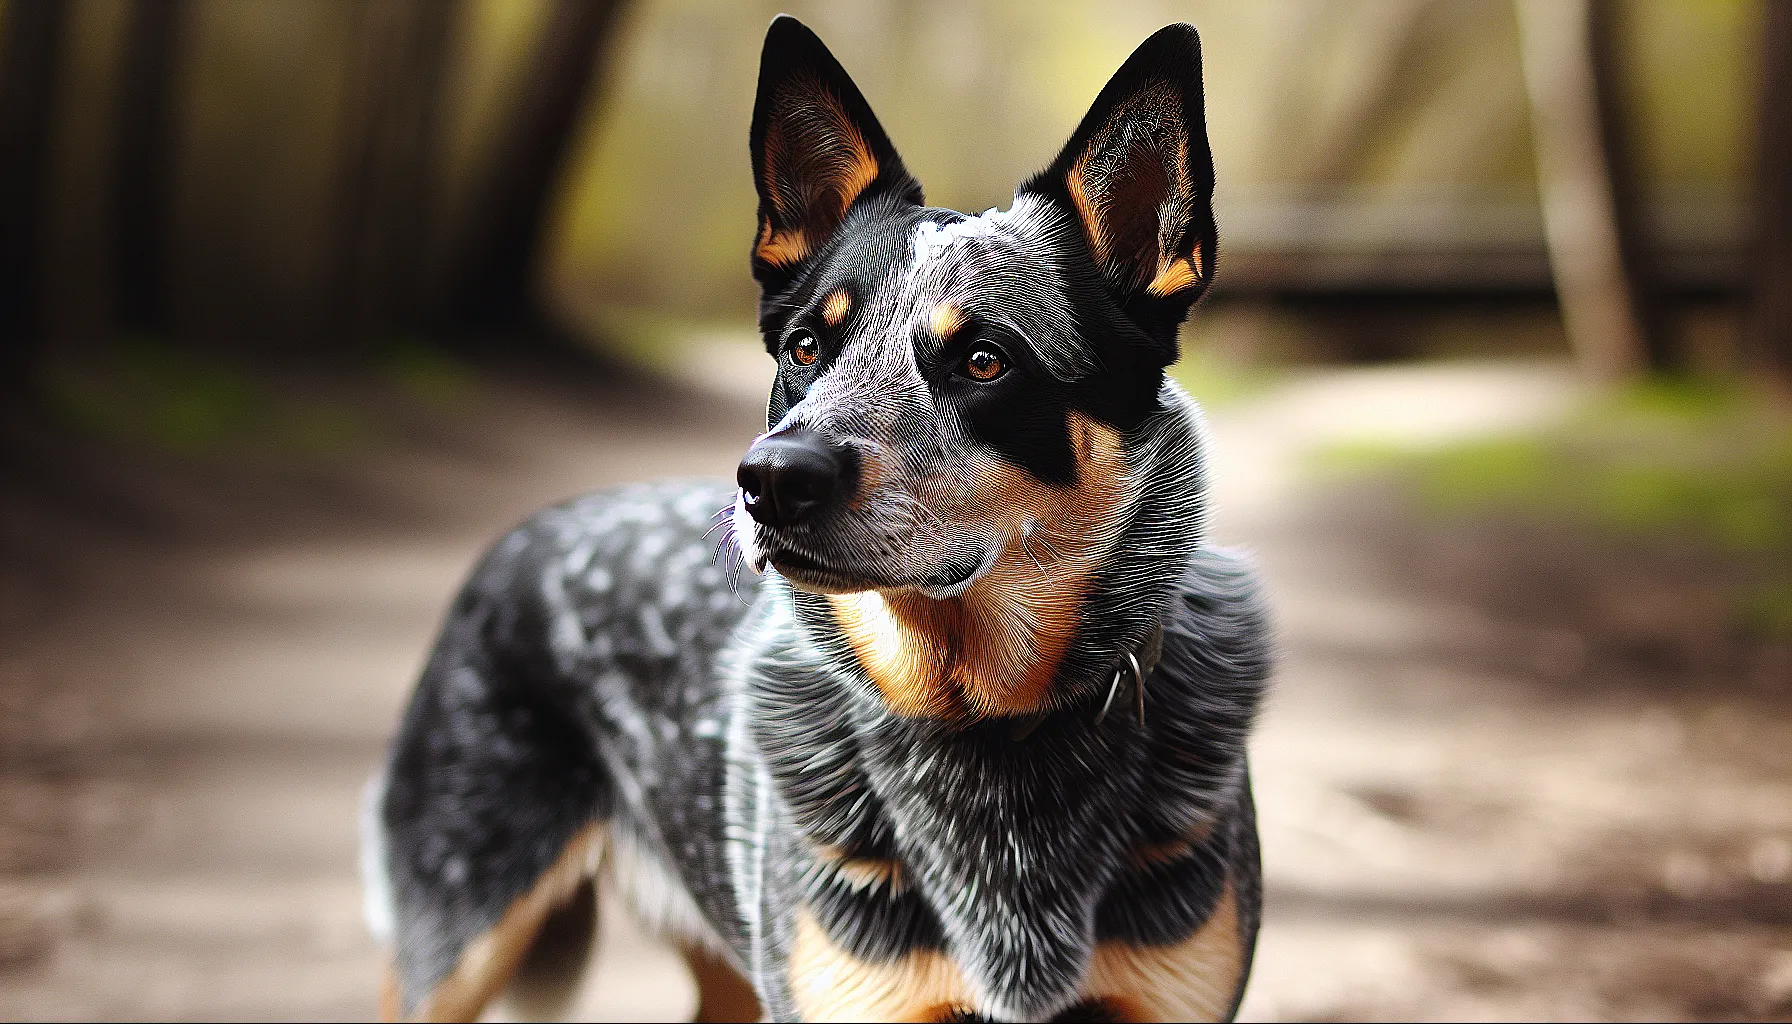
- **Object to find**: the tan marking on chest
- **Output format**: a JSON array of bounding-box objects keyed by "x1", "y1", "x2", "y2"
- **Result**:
[
  {"x1": 812, "y1": 842, "x2": 906, "y2": 892},
  {"x1": 789, "y1": 909, "x2": 976, "y2": 1022},
  {"x1": 1079, "y1": 881, "x2": 1244, "y2": 1023},
  {"x1": 828, "y1": 411, "x2": 1131, "y2": 718}
]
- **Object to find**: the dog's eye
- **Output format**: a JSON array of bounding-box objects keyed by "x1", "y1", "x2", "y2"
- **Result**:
[
  {"x1": 961, "y1": 346, "x2": 1007, "y2": 381},
  {"x1": 788, "y1": 330, "x2": 820, "y2": 366}
]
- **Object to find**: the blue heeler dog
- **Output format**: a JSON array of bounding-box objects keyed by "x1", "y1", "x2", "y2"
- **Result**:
[{"x1": 363, "y1": 16, "x2": 1271, "y2": 1022}]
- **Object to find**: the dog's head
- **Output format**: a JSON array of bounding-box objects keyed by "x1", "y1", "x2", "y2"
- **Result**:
[{"x1": 733, "y1": 17, "x2": 1216, "y2": 599}]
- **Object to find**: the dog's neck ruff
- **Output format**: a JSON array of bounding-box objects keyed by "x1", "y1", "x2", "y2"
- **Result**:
[{"x1": 1008, "y1": 618, "x2": 1165, "y2": 740}]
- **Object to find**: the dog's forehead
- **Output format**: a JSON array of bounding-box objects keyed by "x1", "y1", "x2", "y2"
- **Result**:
[
  {"x1": 906, "y1": 208, "x2": 1022, "y2": 275},
  {"x1": 898, "y1": 200, "x2": 1058, "y2": 305},
  {"x1": 825, "y1": 198, "x2": 1092, "y2": 379}
]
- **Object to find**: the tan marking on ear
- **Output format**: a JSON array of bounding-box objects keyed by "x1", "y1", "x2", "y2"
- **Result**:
[
  {"x1": 823, "y1": 288, "x2": 853, "y2": 326},
  {"x1": 829, "y1": 412, "x2": 1132, "y2": 719},
  {"x1": 407, "y1": 823, "x2": 605, "y2": 1022},
  {"x1": 1064, "y1": 83, "x2": 1199, "y2": 295},
  {"x1": 789, "y1": 909, "x2": 976, "y2": 1022},
  {"x1": 756, "y1": 221, "x2": 811, "y2": 268},
  {"x1": 1066, "y1": 151, "x2": 1112, "y2": 269},
  {"x1": 929, "y1": 301, "x2": 965, "y2": 339},
  {"x1": 1145, "y1": 255, "x2": 1199, "y2": 298},
  {"x1": 1080, "y1": 880, "x2": 1244, "y2": 1022},
  {"x1": 812, "y1": 842, "x2": 906, "y2": 892},
  {"x1": 835, "y1": 127, "x2": 880, "y2": 211},
  {"x1": 756, "y1": 77, "x2": 882, "y2": 269}
]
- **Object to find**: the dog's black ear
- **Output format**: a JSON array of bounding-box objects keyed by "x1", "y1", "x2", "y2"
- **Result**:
[
  {"x1": 749, "y1": 16, "x2": 922, "y2": 291},
  {"x1": 1022, "y1": 24, "x2": 1216, "y2": 346}
]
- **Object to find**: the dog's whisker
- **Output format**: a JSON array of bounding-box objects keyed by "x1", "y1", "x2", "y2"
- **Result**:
[
  {"x1": 710, "y1": 519, "x2": 735, "y2": 565},
  {"x1": 721, "y1": 535, "x2": 741, "y2": 591},
  {"x1": 720, "y1": 533, "x2": 752, "y2": 603}
]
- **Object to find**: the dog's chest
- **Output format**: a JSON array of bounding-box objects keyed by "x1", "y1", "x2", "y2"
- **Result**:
[
  {"x1": 743, "y1": 652, "x2": 1163, "y2": 1018},
  {"x1": 761, "y1": 730, "x2": 1248, "y2": 1023}
]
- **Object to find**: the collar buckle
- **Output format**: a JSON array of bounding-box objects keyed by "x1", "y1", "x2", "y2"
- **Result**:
[
  {"x1": 1094, "y1": 650, "x2": 1146, "y2": 728},
  {"x1": 1009, "y1": 620, "x2": 1164, "y2": 741}
]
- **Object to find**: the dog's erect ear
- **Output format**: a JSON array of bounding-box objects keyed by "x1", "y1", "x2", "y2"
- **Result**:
[
  {"x1": 1022, "y1": 24, "x2": 1216, "y2": 332},
  {"x1": 749, "y1": 16, "x2": 922, "y2": 290}
]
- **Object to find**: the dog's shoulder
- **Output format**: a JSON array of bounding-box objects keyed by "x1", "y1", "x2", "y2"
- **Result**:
[{"x1": 1172, "y1": 545, "x2": 1274, "y2": 685}]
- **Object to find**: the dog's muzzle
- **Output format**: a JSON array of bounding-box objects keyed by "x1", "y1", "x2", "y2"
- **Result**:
[{"x1": 736, "y1": 426, "x2": 857, "y2": 529}]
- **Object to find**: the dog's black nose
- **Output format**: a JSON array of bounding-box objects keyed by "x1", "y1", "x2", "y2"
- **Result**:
[{"x1": 737, "y1": 428, "x2": 850, "y2": 528}]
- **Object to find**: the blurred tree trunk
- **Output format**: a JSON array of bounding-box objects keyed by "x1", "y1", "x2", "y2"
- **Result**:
[
  {"x1": 330, "y1": 0, "x2": 460, "y2": 345},
  {"x1": 1516, "y1": 0, "x2": 1653, "y2": 381},
  {"x1": 0, "y1": 0, "x2": 70, "y2": 405},
  {"x1": 1585, "y1": 0, "x2": 1670, "y2": 371},
  {"x1": 4, "y1": 0, "x2": 627, "y2": 384},
  {"x1": 444, "y1": 0, "x2": 623, "y2": 334},
  {"x1": 1750, "y1": 0, "x2": 1792, "y2": 394},
  {"x1": 111, "y1": 0, "x2": 187, "y2": 338}
]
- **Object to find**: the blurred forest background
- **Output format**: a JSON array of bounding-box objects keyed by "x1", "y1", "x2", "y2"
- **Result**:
[
  {"x1": 2, "y1": 0, "x2": 1792, "y2": 1020},
  {"x1": 0, "y1": 0, "x2": 1781, "y2": 381}
]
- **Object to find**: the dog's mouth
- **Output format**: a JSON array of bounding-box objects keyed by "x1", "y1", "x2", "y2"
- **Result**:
[
  {"x1": 761, "y1": 540, "x2": 995, "y2": 598},
  {"x1": 735, "y1": 488, "x2": 998, "y2": 598},
  {"x1": 760, "y1": 546, "x2": 872, "y2": 593},
  {"x1": 910, "y1": 544, "x2": 999, "y2": 599}
]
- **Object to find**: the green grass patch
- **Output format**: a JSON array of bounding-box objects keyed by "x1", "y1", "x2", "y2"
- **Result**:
[
  {"x1": 1742, "y1": 580, "x2": 1792, "y2": 639},
  {"x1": 1312, "y1": 374, "x2": 1792, "y2": 635},
  {"x1": 1170, "y1": 346, "x2": 1278, "y2": 408},
  {"x1": 1315, "y1": 375, "x2": 1792, "y2": 549},
  {"x1": 380, "y1": 339, "x2": 477, "y2": 409},
  {"x1": 43, "y1": 336, "x2": 395, "y2": 459}
]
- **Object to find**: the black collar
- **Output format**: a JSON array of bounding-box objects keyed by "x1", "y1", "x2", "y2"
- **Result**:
[{"x1": 1009, "y1": 620, "x2": 1165, "y2": 741}]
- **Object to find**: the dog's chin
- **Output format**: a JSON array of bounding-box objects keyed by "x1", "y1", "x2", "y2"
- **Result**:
[
  {"x1": 774, "y1": 562, "x2": 880, "y2": 595},
  {"x1": 764, "y1": 549, "x2": 891, "y2": 595},
  {"x1": 766, "y1": 544, "x2": 997, "y2": 599}
]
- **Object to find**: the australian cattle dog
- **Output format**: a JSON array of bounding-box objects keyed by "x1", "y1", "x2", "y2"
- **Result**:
[{"x1": 364, "y1": 16, "x2": 1271, "y2": 1022}]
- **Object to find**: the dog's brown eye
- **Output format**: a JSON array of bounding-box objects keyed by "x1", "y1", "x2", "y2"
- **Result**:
[
  {"x1": 963, "y1": 346, "x2": 1006, "y2": 381},
  {"x1": 789, "y1": 331, "x2": 819, "y2": 366}
]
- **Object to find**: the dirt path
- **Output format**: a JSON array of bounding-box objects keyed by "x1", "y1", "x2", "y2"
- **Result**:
[
  {"x1": 1216, "y1": 373, "x2": 1792, "y2": 1022},
  {"x1": 3, "y1": 357, "x2": 1790, "y2": 1021}
]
